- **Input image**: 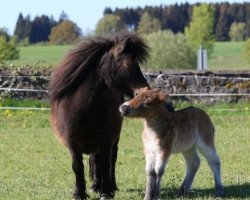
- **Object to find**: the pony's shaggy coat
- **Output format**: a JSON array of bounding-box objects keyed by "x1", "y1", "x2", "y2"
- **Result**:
[
  {"x1": 119, "y1": 89, "x2": 224, "y2": 200},
  {"x1": 49, "y1": 32, "x2": 150, "y2": 200}
]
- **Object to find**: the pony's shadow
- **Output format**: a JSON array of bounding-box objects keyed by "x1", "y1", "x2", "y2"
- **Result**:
[{"x1": 127, "y1": 183, "x2": 250, "y2": 199}]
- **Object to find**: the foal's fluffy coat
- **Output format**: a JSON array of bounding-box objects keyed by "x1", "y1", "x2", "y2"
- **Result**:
[{"x1": 119, "y1": 88, "x2": 224, "y2": 200}]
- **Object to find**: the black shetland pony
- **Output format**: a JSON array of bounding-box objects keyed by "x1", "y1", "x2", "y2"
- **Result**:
[{"x1": 49, "y1": 32, "x2": 150, "y2": 200}]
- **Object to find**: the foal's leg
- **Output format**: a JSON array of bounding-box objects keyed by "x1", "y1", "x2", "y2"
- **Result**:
[
  {"x1": 178, "y1": 147, "x2": 200, "y2": 197},
  {"x1": 144, "y1": 153, "x2": 157, "y2": 200},
  {"x1": 69, "y1": 143, "x2": 87, "y2": 199},
  {"x1": 197, "y1": 143, "x2": 224, "y2": 197},
  {"x1": 89, "y1": 153, "x2": 101, "y2": 192},
  {"x1": 154, "y1": 155, "x2": 168, "y2": 199}
]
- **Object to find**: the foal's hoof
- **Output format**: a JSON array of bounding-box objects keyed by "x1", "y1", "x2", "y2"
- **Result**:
[
  {"x1": 176, "y1": 189, "x2": 189, "y2": 198},
  {"x1": 215, "y1": 189, "x2": 225, "y2": 198}
]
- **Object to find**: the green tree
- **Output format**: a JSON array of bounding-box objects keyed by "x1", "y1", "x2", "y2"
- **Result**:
[
  {"x1": 243, "y1": 38, "x2": 250, "y2": 63},
  {"x1": 49, "y1": 20, "x2": 81, "y2": 45},
  {"x1": 137, "y1": 12, "x2": 161, "y2": 34},
  {"x1": 0, "y1": 35, "x2": 19, "y2": 61},
  {"x1": 14, "y1": 13, "x2": 32, "y2": 42},
  {"x1": 229, "y1": 21, "x2": 245, "y2": 41},
  {"x1": 185, "y1": 3, "x2": 215, "y2": 56},
  {"x1": 144, "y1": 30, "x2": 196, "y2": 70},
  {"x1": 95, "y1": 14, "x2": 125, "y2": 35}
]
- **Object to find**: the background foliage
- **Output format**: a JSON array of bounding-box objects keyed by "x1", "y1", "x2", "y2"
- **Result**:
[
  {"x1": 144, "y1": 30, "x2": 196, "y2": 70},
  {"x1": 185, "y1": 3, "x2": 215, "y2": 57},
  {"x1": 49, "y1": 20, "x2": 81, "y2": 45},
  {"x1": 0, "y1": 36, "x2": 19, "y2": 61},
  {"x1": 95, "y1": 14, "x2": 125, "y2": 35}
]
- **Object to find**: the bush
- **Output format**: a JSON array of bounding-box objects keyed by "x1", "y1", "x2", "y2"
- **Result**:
[
  {"x1": 0, "y1": 35, "x2": 19, "y2": 61},
  {"x1": 144, "y1": 30, "x2": 196, "y2": 70},
  {"x1": 243, "y1": 38, "x2": 250, "y2": 63}
]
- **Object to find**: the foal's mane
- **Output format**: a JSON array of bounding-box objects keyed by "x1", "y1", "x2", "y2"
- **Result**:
[{"x1": 49, "y1": 32, "x2": 149, "y2": 102}]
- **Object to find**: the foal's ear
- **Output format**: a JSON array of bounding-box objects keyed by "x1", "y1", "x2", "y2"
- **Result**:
[{"x1": 158, "y1": 90, "x2": 169, "y2": 102}]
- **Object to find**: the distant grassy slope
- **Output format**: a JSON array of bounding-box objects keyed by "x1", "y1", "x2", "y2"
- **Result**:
[
  {"x1": 9, "y1": 42, "x2": 250, "y2": 70},
  {"x1": 209, "y1": 42, "x2": 250, "y2": 70},
  {"x1": 11, "y1": 45, "x2": 72, "y2": 67}
]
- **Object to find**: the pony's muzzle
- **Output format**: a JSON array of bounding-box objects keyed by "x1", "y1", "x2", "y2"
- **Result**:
[{"x1": 119, "y1": 104, "x2": 130, "y2": 116}]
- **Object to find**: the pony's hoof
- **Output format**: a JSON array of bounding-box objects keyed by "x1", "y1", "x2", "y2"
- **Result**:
[
  {"x1": 90, "y1": 184, "x2": 100, "y2": 193},
  {"x1": 100, "y1": 193, "x2": 114, "y2": 200},
  {"x1": 72, "y1": 190, "x2": 89, "y2": 200}
]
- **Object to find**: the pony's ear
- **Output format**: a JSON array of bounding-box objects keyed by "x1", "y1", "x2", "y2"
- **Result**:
[{"x1": 113, "y1": 38, "x2": 130, "y2": 59}]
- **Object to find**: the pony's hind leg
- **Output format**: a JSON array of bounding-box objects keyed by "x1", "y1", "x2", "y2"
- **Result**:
[
  {"x1": 89, "y1": 153, "x2": 101, "y2": 193},
  {"x1": 89, "y1": 139, "x2": 119, "y2": 195},
  {"x1": 178, "y1": 147, "x2": 200, "y2": 197},
  {"x1": 197, "y1": 143, "x2": 224, "y2": 197},
  {"x1": 69, "y1": 143, "x2": 88, "y2": 200}
]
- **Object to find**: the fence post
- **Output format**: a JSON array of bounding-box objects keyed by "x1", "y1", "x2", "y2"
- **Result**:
[{"x1": 197, "y1": 45, "x2": 208, "y2": 70}]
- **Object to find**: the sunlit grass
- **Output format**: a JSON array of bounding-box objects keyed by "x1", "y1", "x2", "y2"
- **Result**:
[{"x1": 0, "y1": 101, "x2": 249, "y2": 199}]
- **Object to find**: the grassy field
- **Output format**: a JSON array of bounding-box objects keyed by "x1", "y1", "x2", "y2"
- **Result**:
[
  {"x1": 11, "y1": 45, "x2": 72, "y2": 67},
  {"x1": 10, "y1": 42, "x2": 250, "y2": 70},
  {"x1": 209, "y1": 42, "x2": 250, "y2": 70},
  {"x1": 0, "y1": 101, "x2": 249, "y2": 200}
]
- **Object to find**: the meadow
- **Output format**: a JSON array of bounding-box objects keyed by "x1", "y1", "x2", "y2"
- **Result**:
[
  {"x1": 0, "y1": 101, "x2": 249, "y2": 200},
  {"x1": 1, "y1": 41, "x2": 249, "y2": 199},
  {"x1": 10, "y1": 42, "x2": 250, "y2": 70}
]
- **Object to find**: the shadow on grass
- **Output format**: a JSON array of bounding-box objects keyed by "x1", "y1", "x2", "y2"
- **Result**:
[{"x1": 127, "y1": 183, "x2": 250, "y2": 199}]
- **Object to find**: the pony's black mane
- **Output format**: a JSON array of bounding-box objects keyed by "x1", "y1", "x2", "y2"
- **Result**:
[
  {"x1": 164, "y1": 100, "x2": 175, "y2": 112},
  {"x1": 49, "y1": 32, "x2": 149, "y2": 102}
]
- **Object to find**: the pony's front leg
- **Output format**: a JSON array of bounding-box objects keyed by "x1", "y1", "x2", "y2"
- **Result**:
[
  {"x1": 69, "y1": 143, "x2": 88, "y2": 200},
  {"x1": 99, "y1": 141, "x2": 114, "y2": 200},
  {"x1": 144, "y1": 154, "x2": 157, "y2": 200},
  {"x1": 110, "y1": 139, "x2": 119, "y2": 191}
]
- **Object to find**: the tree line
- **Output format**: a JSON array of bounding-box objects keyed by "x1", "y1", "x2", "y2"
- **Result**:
[
  {"x1": 13, "y1": 11, "x2": 81, "y2": 44},
  {"x1": 105, "y1": 2, "x2": 250, "y2": 41}
]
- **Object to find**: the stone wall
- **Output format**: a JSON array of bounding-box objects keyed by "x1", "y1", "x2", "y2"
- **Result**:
[
  {"x1": 144, "y1": 70, "x2": 250, "y2": 103},
  {"x1": 0, "y1": 68, "x2": 249, "y2": 103}
]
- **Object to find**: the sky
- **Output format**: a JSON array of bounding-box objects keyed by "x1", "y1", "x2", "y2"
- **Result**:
[{"x1": 0, "y1": 0, "x2": 246, "y2": 35}]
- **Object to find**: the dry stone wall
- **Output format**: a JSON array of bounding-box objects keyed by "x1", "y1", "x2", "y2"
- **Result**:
[{"x1": 0, "y1": 68, "x2": 249, "y2": 103}]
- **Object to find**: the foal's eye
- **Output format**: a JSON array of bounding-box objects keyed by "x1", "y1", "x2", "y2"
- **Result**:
[{"x1": 141, "y1": 102, "x2": 148, "y2": 107}]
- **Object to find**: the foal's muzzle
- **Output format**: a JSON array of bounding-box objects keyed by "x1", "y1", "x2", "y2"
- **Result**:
[{"x1": 119, "y1": 104, "x2": 130, "y2": 116}]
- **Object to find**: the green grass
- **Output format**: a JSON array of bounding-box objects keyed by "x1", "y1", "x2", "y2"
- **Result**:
[
  {"x1": 8, "y1": 42, "x2": 250, "y2": 70},
  {"x1": 11, "y1": 45, "x2": 72, "y2": 67},
  {"x1": 0, "y1": 102, "x2": 249, "y2": 199},
  {"x1": 209, "y1": 42, "x2": 250, "y2": 70}
]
